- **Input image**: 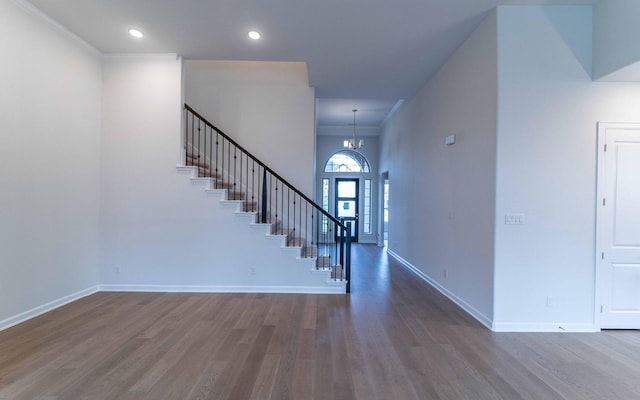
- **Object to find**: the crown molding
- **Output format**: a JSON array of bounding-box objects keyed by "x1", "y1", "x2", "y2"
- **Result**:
[
  {"x1": 12, "y1": 0, "x2": 102, "y2": 57},
  {"x1": 381, "y1": 99, "x2": 404, "y2": 126},
  {"x1": 103, "y1": 53, "x2": 181, "y2": 61}
]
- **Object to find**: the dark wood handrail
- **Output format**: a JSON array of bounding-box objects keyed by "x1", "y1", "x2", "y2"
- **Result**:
[{"x1": 184, "y1": 103, "x2": 346, "y2": 231}]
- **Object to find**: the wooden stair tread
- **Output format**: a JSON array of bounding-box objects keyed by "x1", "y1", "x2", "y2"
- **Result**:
[
  {"x1": 185, "y1": 158, "x2": 345, "y2": 285},
  {"x1": 274, "y1": 228, "x2": 293, "y2": 236},
  {"x1": 287, "y1": 237, "x2": 305, "y2": 247},
  {"x1": 189, "y1": 160, "x2": 210, "y2": 169}
]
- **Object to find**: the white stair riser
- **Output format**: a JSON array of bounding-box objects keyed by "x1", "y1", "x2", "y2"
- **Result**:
[{"x1": 177, "y1": 165, "x2": 346, "y2": 292}]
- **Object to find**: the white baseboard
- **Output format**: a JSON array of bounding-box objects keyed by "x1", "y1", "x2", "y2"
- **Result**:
[
  {"x1": 387, "y1": 249, "x2": 493, "y2": 330},
  {"x1": 0, "y1": 286, "x2": 99, "y2": 332},
  {"x1": 99, "y1": 284, "x2": 345, "y2": 294},
  {"x1": 0, "y1": 282, "x2": 344, "y2": 332},
  {"x1": 0, "y1": 282, "x2": 598, "y2": 333},
  {"x1": 492, "y1": 322, "x2": 599, "y2": 333},
  {"x1": 386, "y1": 250, "x2": 600, "y2": 333}
]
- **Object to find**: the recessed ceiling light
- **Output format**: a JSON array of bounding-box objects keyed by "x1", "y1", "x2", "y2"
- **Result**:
[
  {"x1": 128, "y1": 28, "x2": 144, "y2": 38},
  {"x1": 248, "y1": 30, "x2": 261, "y2": 40}
]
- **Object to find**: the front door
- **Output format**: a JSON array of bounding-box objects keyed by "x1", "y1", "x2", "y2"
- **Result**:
[
  {"x1": 597, "y1": 123, "x2": 640, "y2": 329},
  {"x1": 336, "y1": 178, "x2": 358, "y2": 242}
]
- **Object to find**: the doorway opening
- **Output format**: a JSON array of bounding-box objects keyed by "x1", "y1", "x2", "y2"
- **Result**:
[
  {"x1": 335, "y1": 178, "x2": 359, "y2": 242},
  {"x1": 381, "y1": 172, "x2": 389, "y2": 247}
]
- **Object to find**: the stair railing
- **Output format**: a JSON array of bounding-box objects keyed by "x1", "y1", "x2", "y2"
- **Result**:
[{"x1": 184, "y1": 104, "x2": 351, "y2": 292}]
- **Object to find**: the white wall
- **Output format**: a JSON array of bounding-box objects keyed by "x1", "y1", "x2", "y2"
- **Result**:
[
  {"x1": 379, "y1": 11, "x2": 498, "y2": 326},
  {"x1": 593, "y1": 0, "x2": 640, "y2": 80},
  {"x1": 0, "y1": 0, "x2": 102, "y2": 326},
  {"x1": 99, "y1": 55, "x2": 333, "y2": 291},
  {"x1": 100, "y1": 55, "x2": 184, "y2": 284},
  {"x1": 315, "y1": 134, "x2": 379, "y2": 244},
  {"x1": 184, "y1": 61, "x2": 316, "y2": 195},
  {"x1": 494, "y1": 6, "x2": 640, "y2": 331}
]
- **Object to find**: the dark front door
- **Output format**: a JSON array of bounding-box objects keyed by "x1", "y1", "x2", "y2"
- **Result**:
[{"x1": 335, "y1": 178, "x2": 358, "y2": 242}]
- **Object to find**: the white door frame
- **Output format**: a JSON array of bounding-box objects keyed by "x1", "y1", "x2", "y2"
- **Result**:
[
  {"x1": 595, "y1": 122, "x2": 606, "y2": 330},
  {"x1": 378, "y1": 171, "x2": 389, "y2": 247},
  {"x1": 595, "y1": 122, "x2": 640, "y2": 329}
]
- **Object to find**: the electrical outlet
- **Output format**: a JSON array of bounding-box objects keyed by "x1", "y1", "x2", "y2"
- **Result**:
[
  {"x1": 250, "y1": 267, "x2": 256, "y2": 276},
  {"x1": 505, "y1": 213, "x2": 525, "y2": 225},
  {"x1": 546, "y1": 296, "x2": 553, "y2": 308},
  {"x1": 114, "y1": 266, "x2": 121, "y2": 274}
]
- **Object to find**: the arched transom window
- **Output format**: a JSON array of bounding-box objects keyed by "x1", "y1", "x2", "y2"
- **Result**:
[{"x1": 324, "y1": 150, "x2": 371, "y2": 173}]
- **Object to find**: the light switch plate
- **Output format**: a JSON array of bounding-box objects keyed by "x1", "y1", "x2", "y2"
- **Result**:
[{"x1": 445, "y1": 134, "x2": 456, "y2": 145}]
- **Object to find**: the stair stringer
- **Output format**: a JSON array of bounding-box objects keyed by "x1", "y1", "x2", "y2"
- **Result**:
[{"x1": 174, "y1": 166, "x2": 346, "y2": 293}]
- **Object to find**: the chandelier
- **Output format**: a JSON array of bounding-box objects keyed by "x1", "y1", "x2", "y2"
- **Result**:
[{"x1": 343, "y1": 109, "x2": 364, "y2": 149}]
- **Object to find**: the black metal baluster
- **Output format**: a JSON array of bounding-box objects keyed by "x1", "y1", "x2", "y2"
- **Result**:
[
  {"x1": 185, "y1": 109, "x2": 189, "y2": 164},
  {"x1": 233, "y1": 145, "x2": 237, "y2": 200},
  {"x1": 214, "y1": 131, "x2": 218, "y2": 188},
  {"x1": 190, "y1": 113, "x2": 194, "y2": 167},
  {"x1": 255, "y1": 163, "x2": 259, "y2": 213},
  {"x1": 346, "y1": 222, "x2": 351, "y2": 290},
  {"x1": 203, "y1": 124, "x2": 207, "y2": 177},
  {"x1": 202, "y1": 123, "x2": 206, "y2": 176},
  {"x1": 250, "y1": 161, "x2": 254, "y2": 212},
  {"x1": 330, "y1": 222, "x2": 333, "y2": 274},
  {"x1": 220, "y1": 135, "x2": 225, "y2": 189},
  {"x1": 251, "y1": 161, "x2": 255, "y2": 213},
  {"x1": 197, "y1": 119, "x2": 201, "y2": 175},
  {"x1": 245, "y1": 154, "x2": 248, "y2": 204},
  {"x1": 198, "y1": 124, "x2": 207, "y2": 178},
  {"x1": 270, "y1": 174, "x2": 273, "y2": 225},
  {"x1": 340, "y1": 222, "x2": 345, "y2": 280},
  {"x1": 273, "y1": 177, "x2": 277, "y2": 226},
  {"x1": 210, "y1": 126, "x2": 214, "y2": 178},
  {"x1": 299, "y1": 198, "x2": 302, "y2": 252},
  {"x1": 305, "y1": 203, "x2": 308, "y2": 256},
  {"x1": 312, "y1": 209, "x2": 316, "y2": 259},
  {"x1": 261, "y1": 170, "x2": 267, "y2": 223},
  {"x1": 209, "y1": 129, "x2": 215, "y2": 179}
]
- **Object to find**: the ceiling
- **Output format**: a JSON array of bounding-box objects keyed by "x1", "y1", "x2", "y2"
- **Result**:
[
  {"x1": 316, "y1": 99, "x2": 401, "y2": 128},
  {"x1": 26, "y1": 0, "x2": 597, "y2": 129}
]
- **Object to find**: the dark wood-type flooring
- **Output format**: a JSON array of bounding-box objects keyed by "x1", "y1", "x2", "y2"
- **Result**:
[{"x1": 2, "y1": 244, "x2": 640, "y2": 399}]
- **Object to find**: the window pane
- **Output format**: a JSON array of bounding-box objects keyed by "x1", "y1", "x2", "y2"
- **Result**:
[
  {"x1": 337, "y1": 200, "x2": 357, "y2": 218},
  {"x1": 322, "y1": 179, "x2": 329, "y2": 210},
  {"x1": 322, "y1": 179, "x2": 329, "y2": 234},
  {"x1": 337, "y1": 181, "x2": 356, "y2": 198},
  {"x1": 324, "y1": 150, "x2": 371, "y2": 173},
  {"x1": 364, "y1": 179, "x2": 371, "y2": 234}
]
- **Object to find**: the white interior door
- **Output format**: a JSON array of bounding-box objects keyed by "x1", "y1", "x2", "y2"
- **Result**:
[{"x1": 597, "y1": 123, "x2": 640, "y2": 329}]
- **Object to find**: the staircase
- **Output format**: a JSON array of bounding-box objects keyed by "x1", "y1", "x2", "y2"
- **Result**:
[{"x1": 180, "y1": 104, "x2": 351, "y2": 293}]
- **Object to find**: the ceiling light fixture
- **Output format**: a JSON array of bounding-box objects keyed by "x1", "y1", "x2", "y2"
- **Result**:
[
  {"x1": 128, "y1": 28, "x2": 144, "y2": 38},
  {"x1": 344, "y1": 109, "x2": 364, "y2": 149},
  {"x1": 248, "y1": 30, "x2": 262, "y2": 40}
]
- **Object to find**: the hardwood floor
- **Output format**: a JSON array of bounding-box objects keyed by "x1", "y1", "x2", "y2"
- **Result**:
[{"x1": 2, "y1": 244, "x2": 640, "y2": 399}]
